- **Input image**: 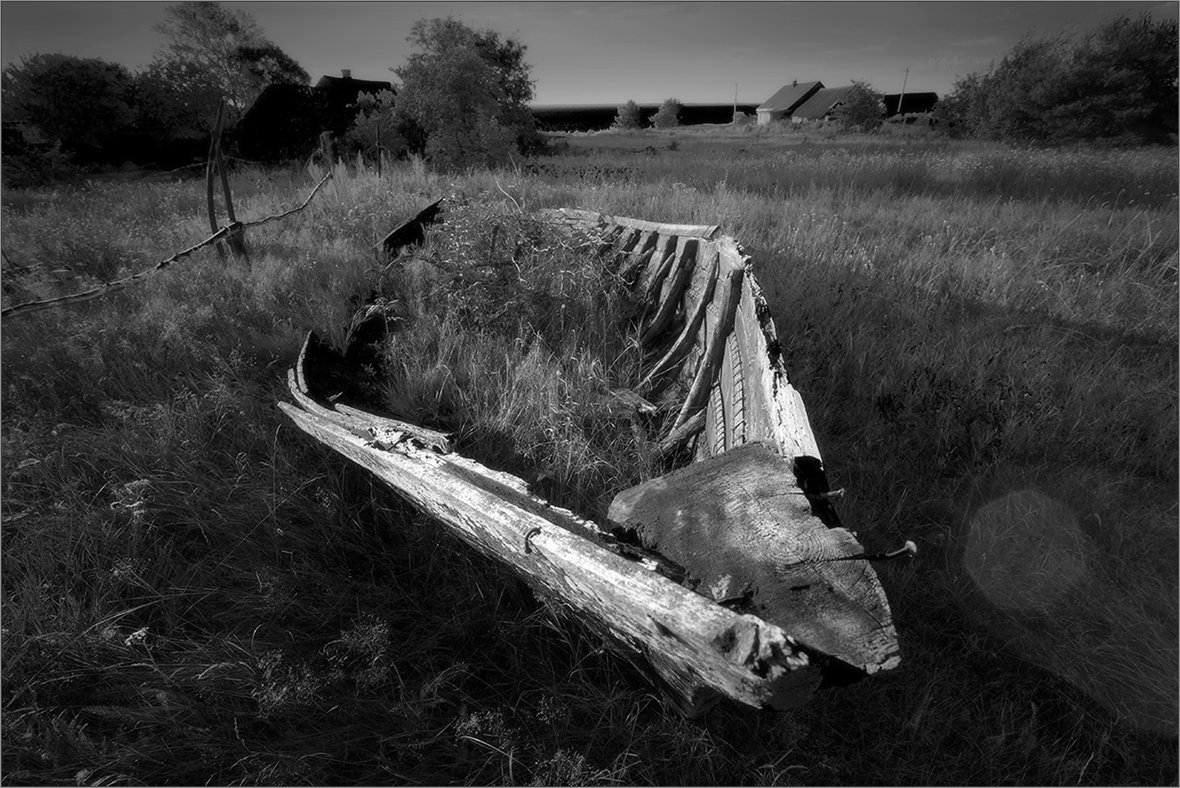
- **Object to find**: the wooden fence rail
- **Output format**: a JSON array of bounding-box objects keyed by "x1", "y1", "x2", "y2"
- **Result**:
[{"x1": 0, "y1": 171, "x2": 333, "y2": 322}]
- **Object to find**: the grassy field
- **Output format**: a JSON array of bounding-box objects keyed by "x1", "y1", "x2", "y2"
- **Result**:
[{"x1": 2, "y1": 128, "x2": 1177, "y2": 785}]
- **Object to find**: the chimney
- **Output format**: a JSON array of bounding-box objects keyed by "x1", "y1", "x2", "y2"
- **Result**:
[
  {"x1": 341, "y1": 69, "x2": 352, "y2": 79},
  {"x1": 792, "y1": 79, "x2": 797, "y2": 87}
]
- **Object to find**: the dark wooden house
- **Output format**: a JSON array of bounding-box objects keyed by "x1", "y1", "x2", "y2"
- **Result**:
[
  {"x1": 314, "y1": 70, "x2": 396, "y2": 137},
  {"x1": 235, "y1": 70, "x2": 393, "y2": 162}
]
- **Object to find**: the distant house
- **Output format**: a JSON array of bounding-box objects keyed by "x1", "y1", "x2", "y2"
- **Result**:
[
  {"x1": 314, "y1": 70, "x2": 395, "y2": 136},
  {"x1": 883, "y1": 92, "x2": 939, "y2": 118},
  {"x1": 236, "y1": 69, "x2": 393, "y2": 161},
  {"x1": 756, "y1": 80, "x2": 824, "y2": 125},
  {"x1": 236, "y1": 83, "x2": 322, "y2": 161},
  {"x1": 789, "y1": 85, "x2": 862, "y2": 124}
]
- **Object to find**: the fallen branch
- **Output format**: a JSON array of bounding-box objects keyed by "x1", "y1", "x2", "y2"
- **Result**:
[{"x1": 1, "y1": 171, "x2": 333, "y2": 322}]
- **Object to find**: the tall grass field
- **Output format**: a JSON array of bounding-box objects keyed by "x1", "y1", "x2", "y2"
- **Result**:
[{"x1": 2, "y1": 129, "x2": 1177, "y2": 785}]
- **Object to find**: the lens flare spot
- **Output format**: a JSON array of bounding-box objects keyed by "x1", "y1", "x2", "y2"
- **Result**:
[{"x1": 965, "y1": 490, "x2": 1088, "y2": 613}]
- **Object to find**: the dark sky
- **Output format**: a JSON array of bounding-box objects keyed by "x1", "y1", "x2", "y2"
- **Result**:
[{"x1": 2, "y1": 1, "x2": 1176, "y2": 104}]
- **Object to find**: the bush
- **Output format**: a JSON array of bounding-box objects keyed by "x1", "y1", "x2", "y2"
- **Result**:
[
  {"x1": 613, "y1": 100, "x2": 643, "y2": 130},
  {"x1": 341, "y1": 89, "x2": 406, "y2": 163},
  {"x1": 1, "y1": 53, "x2": 136, "y2": 164},
  {"x1": 1, "y1": 140, "x2": 79, "y2": 188},
  {"x1": 833, "y1": 80, "x2": 885, "y2": 132},
  {"x1": 651, "y1": 98, "x2": 682, "y2": 129}
]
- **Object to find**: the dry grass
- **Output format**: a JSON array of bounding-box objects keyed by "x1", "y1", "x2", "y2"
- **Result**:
[
  {"x1": 378, "y1": 200, "x2": 672, "y2": 520},
  {"x1": 2, "y1": 136, "x2": 1176, "y2": 785}
]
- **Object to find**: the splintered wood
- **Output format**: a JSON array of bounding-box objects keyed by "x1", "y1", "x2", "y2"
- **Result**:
[{"x1": 608, "y1": 442, "x2": 899, "y2": 674}]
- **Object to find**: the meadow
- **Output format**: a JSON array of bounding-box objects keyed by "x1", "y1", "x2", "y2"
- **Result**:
[{"x1": 2, "y1": 127, "x2": 1177, "y2": 785}]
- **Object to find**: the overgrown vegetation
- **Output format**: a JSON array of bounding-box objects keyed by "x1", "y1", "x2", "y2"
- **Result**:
[
  {"x1": 937, "y1": 14, "x2": 1178, "y2": 144},
  {"x1": 1, "y1": 2, "x2": 307, "y2": 174},
  {"x1": 2, "y1": 133, "x2": 1176, "y2": 784},
  {"x1": 832, "y1": 79, "x2": 886, "y2": 132},
  {"x1": 392, "y1": 17, "x2": 543, "y2": 169}
]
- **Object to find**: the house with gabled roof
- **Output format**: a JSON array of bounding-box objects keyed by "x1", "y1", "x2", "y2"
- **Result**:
[
  {"x1": 756, "y1": 80, "x2": 824, "y2": 125},
  {"x1": 789, "y1": 85, "x2": 862, "y2": 123},
  {"x1": 236, "y1": 69, "x2": 393, "y2": 161}
]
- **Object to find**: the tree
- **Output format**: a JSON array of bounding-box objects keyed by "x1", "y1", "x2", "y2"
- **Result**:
[
  {"x1": 133, "y1": 57, "x2": 224, "y2": 140},
  {"x1": 613, "y1": 100, "x2": 643, "y2": 130},
  {"x1": 235, "y1": 43, "x2": 309, "y2": 91},
  {"x1": 393, "y1": 17, "x2": 539, "y2": 169},
  {"x1": 154, "y1": 2, "x2": 308, "y2": 115},
  {"x1": 1057, "y1": 15, "x2": 1177, "y2": 142},
  {"x1": 932, "y1": 72, "x2": 988, "y2": 137},
  {"x1": 833, "y1": 80, "x2": 885, "y2": 131},
  {"x1": 342, "y1": 89, "x2": 405, "y2": 161},
  {"x1": 938, "y1": 14, "x2": 1177, "y2": 144},
  {"x1": 1, "y1": 53, "x2": 135, "y2": 162},
  {"x1": 651, "y1": 98, "x2": 682, "y2": 129}
]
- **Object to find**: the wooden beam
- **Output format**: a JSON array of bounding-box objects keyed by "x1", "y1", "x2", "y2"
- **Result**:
[{"x1": 378, "y1": 198, "x2": 446, "y2": 261}]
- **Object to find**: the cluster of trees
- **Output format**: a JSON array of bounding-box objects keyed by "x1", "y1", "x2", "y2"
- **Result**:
[
  {"x1": 612, "y1": 98, "x2": 684, "y2": 130},
  {"x1": 3, "y1": 6, "x2": 545, "y2": 175},
  {"x1": 2, "y1": 2, "x2": 308, "y2": 169},
  {"x1": 938, "y1": 14, "x2": 1177, "y2": 144},
  {"x1": 7, "y1": 6, "x2": 1170, "y2": 182}
]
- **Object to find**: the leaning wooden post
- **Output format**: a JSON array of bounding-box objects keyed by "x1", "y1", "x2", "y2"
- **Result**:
[
  {"x1": 214, "y1": 121, "x2": 248, "y2": 260},
  {"x1": 205, "y1": 102, "x2": 227, "y2": 260},
  {"x1": 375, "y1": 123, "x2": 382, "y2": 179},
  {"x1": 321, "y1": 131, "x2": 341, "y2": 201}
]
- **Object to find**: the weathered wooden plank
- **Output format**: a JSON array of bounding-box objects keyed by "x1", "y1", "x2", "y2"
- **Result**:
[
  {"x1": 743, "y1": 271, "x2": 822, "y2": 461},
  {"x1": 378, "y1": 198, "x2": 445, "y2": 260},
  {"x1": 636, "y1": 234, "x2": 678, "y2": 301},
  {"x1": 673, "y1": 266, "x2": 744, "y2": 432},
  {"x1": 640, "y1": 237, "x2": 698, "y2": 348},
  {"x1": 617, "y1": 230, "x2": 660, "y2": 286},
  {"x1": 277, "y1": 396, "x2": 823, "y2": 715},
  {"x1": 640, "y1": 251, "x2": 718, "y2": 391},
  {"x1": 731, "y1": 273, "x2": 770, "y2": 448},
  {"x1": 608, "y1": 441, "x2": 900, "y2": 674},
  {"x1": 536, "y1": 208, "x2": 720, "y2": 240},
  {"x1": 291, "y1": 332, "x2": 453, "y2": 453}
]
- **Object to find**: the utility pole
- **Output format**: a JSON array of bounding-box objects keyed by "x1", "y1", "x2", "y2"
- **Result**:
[
  {"x1": 898, "y1": 67, "x2": 909, "y2": 116},
  {"x1": 733, "y1": 83, "x2": 738, "y2": 123}
]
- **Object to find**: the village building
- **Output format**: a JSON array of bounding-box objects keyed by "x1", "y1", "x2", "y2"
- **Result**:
[
  {"x1": 755, "y1": 80, "x2": 823, "y2": 125},
  {"x1": 236, "y1": 69, "x2": 393, "y2": 161},
  {"x1": 788, "y1": 85, "x2": 864, "y2": 124}
]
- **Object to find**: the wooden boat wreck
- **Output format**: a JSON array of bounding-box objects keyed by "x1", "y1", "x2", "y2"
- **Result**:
[{"x1": 278, "y1": 204, "x2": 905, "y2": 717}]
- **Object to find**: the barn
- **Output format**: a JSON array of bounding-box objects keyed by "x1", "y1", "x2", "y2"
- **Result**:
[
  {"x1": 235, "y1": 70, "x2": 393, "y2": 162},
  {"x1": 789, "y1": 85, "x2": 862, "y2": 124},
  {"x1": 755, "y1": 80, "x2": 824, "y2": 125}
]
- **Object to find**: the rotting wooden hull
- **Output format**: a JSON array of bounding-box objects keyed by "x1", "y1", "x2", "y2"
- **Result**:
[{"x1": 279, "y1": 205, "x2": 901, "y2": 717}]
